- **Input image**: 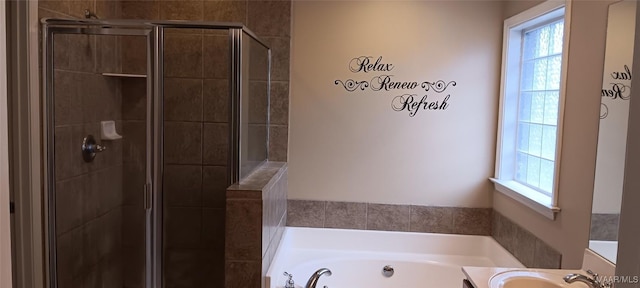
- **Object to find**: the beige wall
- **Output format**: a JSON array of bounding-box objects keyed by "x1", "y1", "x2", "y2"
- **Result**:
[
  {"x1": 494, "y1": 0, "x2": 615, "y2": 268},
  {"x1": 288, "y1": 0, "x2": 503, "y2": 207},
  {"x1": 0, "y1": 0, "x2": 14, "y2": 285}
]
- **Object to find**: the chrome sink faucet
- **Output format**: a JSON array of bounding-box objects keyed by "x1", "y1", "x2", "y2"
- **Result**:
[
  {"x1": 564, "y1": 270, "x2": 613, "y2": 288},
  {"x1": 305, "y1": 268, "x2": 332, "y2": 288}
]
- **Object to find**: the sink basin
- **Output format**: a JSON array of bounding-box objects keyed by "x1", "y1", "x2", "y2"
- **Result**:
[{"x1": 489, "y1": 270, "x2": 590, "y2": 288}]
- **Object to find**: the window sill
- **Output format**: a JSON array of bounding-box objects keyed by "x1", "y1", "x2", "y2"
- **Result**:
[{"x1": 490, "y1": 178, "x2": 561, "y2": 220}]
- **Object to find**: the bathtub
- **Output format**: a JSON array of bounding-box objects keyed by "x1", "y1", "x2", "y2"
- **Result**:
[
  {"x1": 266, "y1": 227, "x2": 524, "y2": 288},
  {"x1": 589, "y1": 240, "x2": 618, "y2": 263}
]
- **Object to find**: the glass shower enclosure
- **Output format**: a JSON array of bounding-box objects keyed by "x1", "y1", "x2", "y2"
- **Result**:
[{"x1": 42, "y1": 19, "x2": 270, "y2": 288}]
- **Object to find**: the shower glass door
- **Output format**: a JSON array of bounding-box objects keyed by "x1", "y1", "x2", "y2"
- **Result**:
[{"x1": 44, "y1": 25, "x2": 155, "y2": 288}]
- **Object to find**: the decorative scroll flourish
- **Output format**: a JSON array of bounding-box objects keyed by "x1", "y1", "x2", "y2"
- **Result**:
[
  {"x1": 334, "y1": 79, "x2": 370, "y2": 92},
  {"x1": 600, "y1": 103, "x2": 609, "y2": 119},
  {"x1": 421, "y1": 80, "x2": 457, "y2": 93}
]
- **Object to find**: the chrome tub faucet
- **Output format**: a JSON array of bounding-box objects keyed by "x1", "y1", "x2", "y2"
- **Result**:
[{"x1": 305, "y1": 268, "x2": 332, "y2": 288}]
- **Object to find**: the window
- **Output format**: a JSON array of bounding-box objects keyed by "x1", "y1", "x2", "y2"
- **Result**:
[{"x1": 492, "y1": 2, "x2": 568, "y2": 220}]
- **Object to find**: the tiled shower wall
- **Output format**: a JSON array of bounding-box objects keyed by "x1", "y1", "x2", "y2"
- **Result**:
[
  {"x1": 118, "y1": 0, "x2": 291, "y2": 162},
  {"x1": 46, "y1": 3, "x2": 127, "y2": 286},
  {"x1": 117, "y1": 3, "x2": 291, "y2": 287}
]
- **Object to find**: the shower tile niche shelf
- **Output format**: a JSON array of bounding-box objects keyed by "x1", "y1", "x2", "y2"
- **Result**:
[{"x1": 101, "y1": 72, "x2": 147, "y2": 78}]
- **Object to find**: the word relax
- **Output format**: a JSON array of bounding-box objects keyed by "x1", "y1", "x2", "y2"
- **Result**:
[{"x1": 392, "y1": 94, "x2": 450, "y2": 117}]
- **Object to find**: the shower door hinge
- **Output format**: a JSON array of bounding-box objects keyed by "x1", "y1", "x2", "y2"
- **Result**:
[
  {"x1": 9, "y1": 202, "x2": 15, "y2": 214},
  {"x1": 143, "y1": 184, "x2": 152, "y2": 211}
]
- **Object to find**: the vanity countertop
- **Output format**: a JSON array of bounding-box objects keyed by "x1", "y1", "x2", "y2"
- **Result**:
[{"x1": 461, "y1": 266, "x2": 585, "y2": 288}]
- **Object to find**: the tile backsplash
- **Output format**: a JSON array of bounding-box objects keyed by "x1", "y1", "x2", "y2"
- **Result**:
[
  {"x1": 287, "y1": 200, "x2": 562, "y2": 269},
  {"x1": 590, "y1": 213, "x2": 619, "y2": 241},
  {"x1": 492, "y1": 211, "x2": 562, "y2": 269},
  {"x1": 287, "y1": 200, "x2": 492, "y2": 236}
]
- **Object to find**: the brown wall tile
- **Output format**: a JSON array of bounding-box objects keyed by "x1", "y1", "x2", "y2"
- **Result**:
[
  {"x1": 95, "y1": 0, "x2": 120, "y2": 20},
  {"x1": 122, "y1": 244, "x2": 145, "y2": 288},
  {"x1": 270, "y1": 81, "x2": 289, "y2": 126},
  {"x1": 160, "y1": 1, "x2": 204, "y2": 21},
  {"x1": 203, "y1": 79, "x2": 229, "y2": 123},
  {"x1": 53, "y1": 34, "x2": 70, "y2": 70},
  {"x1": 590, "y1": 213, "x2": 619, "y2": 241},
  {"x1": 55, "y1": 125, "x2": 89, "y2": 180},
  {"x1": 203, "y1": 165, "x2": 228, "y2": 208},
  {"x1": 533, "y1": 238, "x2": 562, "y2": 269},
  {"x1": 164, "y1": 249, "x2": 204, "y2": 287},
  {"x1": 226, "y1": 199, "x2": 263, "y2": 260},
  {"x1": 491, "y1": 211, "x2": 562, "y2": 268},
  {"x1": 54, "y1": 71, "x2": 83, "y2": 125},
  {"x1": 203, "y1": 35, "x2": 230, "y2": 79},
  {"x1": 164, "y1": 34, "x2": 203, "y2": 78},
  {"x1": 121, "y1": 78, "x2": 147, "y2": 121},
  {"x1": 40, "y1": 0, "x2": 70, "y2": 15},
  {"x1": 81, "y1": 74, "x2": 121, "y2": 123},
  {"x1": 287, "y1": 200, "x2": 324, "y2": 228},
  {"x1": 56, "y1": 176, "x2": 87, "y2": 235},
  {"x1": 203, "y1": 0, "x2": 247, "y2": 23},
  {"x1": 367, "y1": 204, "x2": 410, "y2": 232},
  {"x1": 452, "y1": 208, "x2": 492, "y2": 235},
  {"x1": 96, "y1": 35, "x2": 119, "y2": 74},
  {"x1": 122, "y1": 121, "x2": 146, "y2": 166},
  {"x1": 164, "y1": 78, "x2": 203, "y2": 122},
  {"x1": 120, "y1": 1, "x2": 160, "y2": 20},
  {"x1": 200, "y1": 250, "x2": 225, "y2": 288},
  {"x1": 269, "y1": 125, "x2": 288, "y2": 161},
  {"x1": 165, "y1": 207, "x2": 203, "y2": 249},
  {"x1": 68, "y1": 0, "x2": 95, "y2": 19},
  {"x1": 324, "y1": 201, "x2": 366, "y2": 230},
  {"x1": 67, "y1": 34, "x2": 96, "y2": 72},
  {"x1": 121, "y1": 205, "x2": 145, "y2": 248},
  {"x1": 91, "y1": 166, "x2": 123, "y2": 216},
  {"x1": 492, "y1": 211, "x2": 516, "y2": 253},
  {"x1": 56, "y1": 228, "x2": 83, "y2": 284},
  {"x1": 120, "y1": 36, "x2": 147, "y2": 75},
  {"x1": 225, "y1": 261, "x2": 261, "y2": 288},
  {"x1": 512, "y1": 226, "x2": 536, "y2": 267},
  {"x1": 262, "y1": 37, "x2": 290, "y2": 82},
  {"x1": 202, "y1": 208, "x2": 226, "y2": 251},
  {"x1": 409, "y1": 206, "x2": 454, "y2": 234},
  {"x1": 247, "y1": 1, "x2": 291, "y2": 37},
  {"x1": 203, "y1": 123, "x2": 229, "y2": 165},
  {"x1": 164, "y1": 122, "x2": 203, "y2": 164},
  {"x1": 122, "y1": 164, "x2": 144, "y2": 206},
  {"x1": 164, "y1": 165, "x2": 203, "y2": 207}
]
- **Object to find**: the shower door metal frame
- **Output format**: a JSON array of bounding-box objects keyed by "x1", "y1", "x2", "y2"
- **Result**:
[{"x1": 41, "y1": 21, "x2": 160, "y2": 288}]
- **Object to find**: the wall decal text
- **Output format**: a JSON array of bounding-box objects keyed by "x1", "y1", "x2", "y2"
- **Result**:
[
  {"x1": 334, "y1": 56, "x2": 457, "y2": 117},
  {"x1": 601, "y1": 65, "x2": 632, "y2": 119}
]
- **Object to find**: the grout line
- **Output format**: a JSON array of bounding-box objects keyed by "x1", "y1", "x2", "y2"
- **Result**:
[
  {"x1": 364, "y1": 202, "x2": 368, "y2": 230},
  {"x1": 322, "y1": 200, "x2": 327, "y2": 228}
]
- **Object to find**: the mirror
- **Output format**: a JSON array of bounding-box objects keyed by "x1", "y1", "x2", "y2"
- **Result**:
[{"x1": 590, "y1": 0, "x2": 636, "y2": 264}]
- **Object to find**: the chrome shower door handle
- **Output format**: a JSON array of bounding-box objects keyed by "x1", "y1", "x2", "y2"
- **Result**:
[{"x1": 81, "y1": 134, "x2": 107, "y2": 162}]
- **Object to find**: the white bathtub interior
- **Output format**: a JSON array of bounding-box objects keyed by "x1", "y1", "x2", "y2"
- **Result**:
[
  {"x1": 266, "y1": 227, "x2": 524, "y2": 288},
  {"x1": 588, "y1": 240, "x2": 618, "y2": 263}
]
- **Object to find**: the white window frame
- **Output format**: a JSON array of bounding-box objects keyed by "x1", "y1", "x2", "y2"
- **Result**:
[{"x1": 491, "y1": 0, "x2": 571, "y2": 220}]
